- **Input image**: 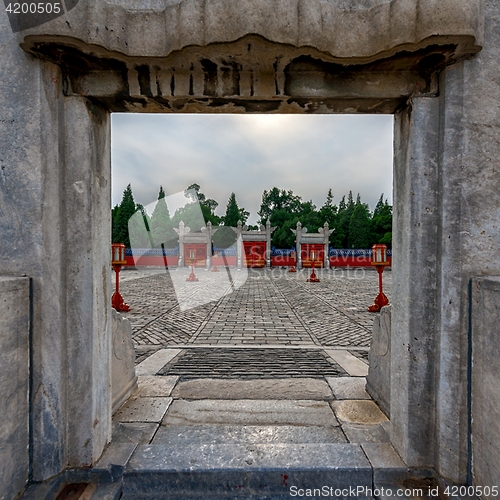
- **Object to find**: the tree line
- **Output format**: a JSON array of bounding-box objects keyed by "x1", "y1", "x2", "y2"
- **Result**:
[{"x1": 112, "y1": 184, "x2": 392, "y2": 249}]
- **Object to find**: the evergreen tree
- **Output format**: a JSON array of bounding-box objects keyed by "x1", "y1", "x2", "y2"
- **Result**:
[
  {"x1": 150, "y1": 186, "x2": 175, "y2": 248},
  {"x1": 258, "y1": 187, "x2": 302, "y2": 224},
  {"x1": 348, "y1": 200, "x2": 372, "y2": 248},
  {"x1": 319, "y1": 189, "x2": 338, "y2": 244},
  {"x1": 112, "y1": 184, "x2": 137, "y2": 248},
  {"x1": 271, "y1": 209, "x2": 299, "y2": 248},
  {"x1": 371, "y1": 194, "x2": 393, "y2": 247},
  {"x1": 335, "y1": 191, "x2": 355, "y2": 247},
  {"x1": 331, "y1": 195, "x2": 346, "y2": 247},
  {"x1": 179, "y1": 183, "x2": 221, "y2": 226},
  {"x1": 258, "y1": 187, "x2": 304, "y2": 247},
  {"x1": 223, "y1": 192, "x2": 248, "y2": 227},
  {"x1": 128, "y1": 204, "x2": 153, "y2": 248}
]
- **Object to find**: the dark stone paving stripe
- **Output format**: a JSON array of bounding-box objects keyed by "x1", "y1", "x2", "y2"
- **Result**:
[
  {"x1": 158, "y1": 348, "x2": 348, "y2": 379},
  {"x1": 349, "y1": 349, "x2": 370, "y2": 362}
]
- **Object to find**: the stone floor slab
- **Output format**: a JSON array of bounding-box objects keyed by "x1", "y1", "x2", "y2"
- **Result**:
[
  {"x1": 152, "y1": 424, "x2": 347, "y2": 446},
  {"x1": 95, "y1": 442, "x2": 137, "y2": 470},
  {"x1": 162, "y1": 399, "x2": 339, "y2": 427},
  {"x1": 331, "y1": 400, "x2": 389, "y2": 425},
  {"x1": 341, "y1": 422, "x2": 391, "y2": 444},
  {"x1": 325, "y1": 350, "x2": 369, "y2": 376},
  {"x1": 123, "y1": 443, "x2": 372, "y2": 498},
  {"x1": 361, "y1": 443, "x2": 409, "y2": 483},
  {"x1": 171, "y1": 378, "x2": 334, "y2": 400},
  {"x1": 111, "y1": 422, "x2": 159, "y2": 445},
  {"x1": 114, "y1": 397, "x2": 173, "y2": 423},
  {"x1": 326, "y1": 376, "x2": 370, "y2": 400},
  {"x1": 135, "y1": 375, "x2": 179, "y2": 397},
  {"x1": 135, "y1": 349, "x2": 181, "y2": 376}
]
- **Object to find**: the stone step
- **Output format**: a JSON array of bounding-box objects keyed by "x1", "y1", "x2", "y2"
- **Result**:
[
  {"x1": 151, "y1": 424, "x2": 347, "y2": 446},
  {"x1": 122, "y1": 443, "x2": 372, "y2": 499}
]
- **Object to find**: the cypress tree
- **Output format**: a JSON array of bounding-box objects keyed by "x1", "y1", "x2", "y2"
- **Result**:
[
  {"x1": 336, "y1": 191, "x2": 355, "y2": 247},
  {"x1": 150, "y1": 185, "x2": 173, "y2": 247},
  {"x1": 348, "y1": 200, "x2": 372, "y2": 248},
  {"x1": 112, "y1": 184, "x2": 137, "y2": 248},
  {"x1": 371, "y1": 193, "x2": 393, "y2": 247},
  {"x1": 128, "y1": 204, "x2": 153, "y2": 248},
  {"x1": 223, "y1": 192, "x2": 246, "y2": 227},
  {"x1": 320, "y1": 189, "x2": 337, "y2": 244}
]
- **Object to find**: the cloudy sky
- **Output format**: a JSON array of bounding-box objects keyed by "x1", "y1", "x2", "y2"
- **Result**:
[{"x1": 111, "y1": 114, "x2": 394, "y2": 225}]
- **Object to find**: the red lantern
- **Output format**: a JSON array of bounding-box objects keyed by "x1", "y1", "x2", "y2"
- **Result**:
[
  {"x1": 186, "y1": 249, "x2": 199, "y2": 282},
  {"x1": 307, "y1": 249, "x2": 320, "y2": 283},
  {"x1": 111, "y1": 243, "x2": 130, "y2": 312},
  {"x1": 368, "y1": 244, "x2": 390, "y2": 312}
]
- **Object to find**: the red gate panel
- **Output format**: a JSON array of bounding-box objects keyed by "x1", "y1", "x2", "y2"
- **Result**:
[
  {"x1": 243, "y1": 241, "x2": 266, "y2": 268},
  {"x1": 301, "y1": 244, "x2": 324, "y2": 268},
  {"x1": 184, "y1": 243, "x2": 206, "y2": 267}
]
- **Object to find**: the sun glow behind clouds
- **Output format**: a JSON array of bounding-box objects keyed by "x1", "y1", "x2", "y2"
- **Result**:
[{"x1": 111, "y1": 114, "x2": 393, "y2": 225}]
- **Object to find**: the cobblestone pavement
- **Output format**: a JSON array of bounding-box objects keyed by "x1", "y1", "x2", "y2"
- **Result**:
[
  {"x1": 120, "y1": 267, "x2": 391, "y2": 349},
  {"x1": 159, "y1": 348, "x2": 349, "y2": 379}
]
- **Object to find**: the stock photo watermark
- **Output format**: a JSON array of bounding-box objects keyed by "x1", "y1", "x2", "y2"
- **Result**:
[{"x1": 4, "y1": 0, "x2": 79, "y2": 32}]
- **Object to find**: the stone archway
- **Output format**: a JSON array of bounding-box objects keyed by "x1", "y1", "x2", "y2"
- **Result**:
[{"x1": 3, "y1": 0, "x2": 500, "y2": 492}]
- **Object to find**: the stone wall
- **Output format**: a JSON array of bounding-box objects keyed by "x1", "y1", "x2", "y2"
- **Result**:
[
  {"x1": 367, "y1": 305, "x2": 391, "y2": 417},
  {"x1": 1, "y1": 0, "x2": 500, "y2": 490},
  {"x1": 471, "y1": 277, "x2": 500, "y2": 496},
  {"x1": 112, "y1": 310, "x2": 137, "y2": 414},
  {"x1": 0, "y1": 276, "x2": 30, "y2": 500}
]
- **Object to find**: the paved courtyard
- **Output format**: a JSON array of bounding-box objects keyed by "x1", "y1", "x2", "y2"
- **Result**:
[
  {"x1": 101, "y1": 266, "x2": 408, "y2": 498},
  {"x1": 120, "y1": 266, "x2": 391, "y2": 363}
]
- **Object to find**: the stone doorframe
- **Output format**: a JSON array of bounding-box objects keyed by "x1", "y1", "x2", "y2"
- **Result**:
[{"x1": 4, "y1": 0, "x2": 496, "y2": 488}]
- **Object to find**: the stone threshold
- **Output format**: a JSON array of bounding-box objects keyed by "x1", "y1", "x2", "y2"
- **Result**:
[{"x1": 20, "y1": 442, "x2": 437, "y2": 500}]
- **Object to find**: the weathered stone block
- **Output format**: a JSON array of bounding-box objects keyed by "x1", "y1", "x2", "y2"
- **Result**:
[
  {"x1": 171, "y1": 377, "x2": 334, "y2": 400},
  {"x1": 326, "y1": 377, "x2": 370, "y2": 400},
  {"x1": 112, "y1": 310, "x2": 138, "y2": 414},
  {"x1": 123, "y1": 443, "x2": 372, "y2": 499},
  {"x1": 163, "y1": 399, "x2": 340, "y2": 427},
  {"x1": 331, "y1": 400, "x2": 388, "y2": 426},
  {"x1": 0, "y1": 276, "x2": 30, "y2": 500},
  {"x1": 471, "y1": 276, "x2": 500, "y2": 498},
  {"x1": 366, "y1": 305, "x2": 391, "y2": 416}
]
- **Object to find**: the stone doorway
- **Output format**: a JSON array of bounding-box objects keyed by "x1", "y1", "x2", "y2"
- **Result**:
[
  {"x1": 3, "y1": 2, "x2": 491, "y2": 494},
  {"x1": 109, "y1": 109, "x2": 395, "y2": 493}
]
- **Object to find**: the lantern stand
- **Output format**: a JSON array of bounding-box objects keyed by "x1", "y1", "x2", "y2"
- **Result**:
[
  {"x1": 368, "y1": 243, "x2": 390, "y2": 312},
  {"x1": 186, "y1": 249, "x2": 199, "y2": 282},
  {"x1": 306, "y1": 250, "x2": 320, "y2": 283},
  {"x1": 289, "y1": 250, "x2": 297, "y2": 273},
  {"x1": 211, "y1": 252, "x2": 220, "y2": 272},
  {"x1": 111, "y1": 243, "x2": 130, "y2": 312}
]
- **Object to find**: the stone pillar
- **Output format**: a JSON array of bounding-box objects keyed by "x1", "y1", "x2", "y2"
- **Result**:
[
  {"x1": 434, "y1": 7, "x2": 500, "y2": 480},
  {"x1": 323, "y1": 222, "x2": 332, "y2": 269},
  {"x1": 64, "y1": 97, "x2": 112, "y2": 468},
  {"x1": 391, "y1": 97, "x2": 440, "y2": 470},
  {"x1": 392, "y1": 3, "x2": 500, "y2": 482},
  {"x1": 265, "y1": 220, "x2": 276, "y2": 268},
  {"x1": 176, "y1": 221, "x2": 185, "y2": 267},
  {"x1": 0, "y1": 49, "x2": 113, "y2": 477},
  {"x1": 205, "y1": 222, "x2": 212, "y2": 270},
  {"x1": 236, "y1": 220, "x2": 243, "y2": 270},
  {"x1": 292, "y1": 222, "x2": 303, "y2": 269}
]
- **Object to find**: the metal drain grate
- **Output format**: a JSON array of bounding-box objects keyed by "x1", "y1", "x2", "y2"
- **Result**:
[{"x1": 159, "y1": 348, "x2": 348, "y2": 379}]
